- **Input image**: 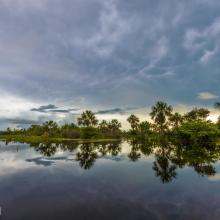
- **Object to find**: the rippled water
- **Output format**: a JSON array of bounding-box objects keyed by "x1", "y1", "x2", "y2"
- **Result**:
[{"x1": 0, "y1": 140, "x2": 220, "y2": 220}]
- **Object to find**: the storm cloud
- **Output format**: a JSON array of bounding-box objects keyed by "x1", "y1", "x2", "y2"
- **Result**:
[
  {"x1": 30, "y1": 104, "x2": 79, "y2": 113},
  {"x1": 0, "y1": 0, "x2": 220, "y2": 128},
  {"x1": 96, "y1": 107, "x2": 136, "y2": 115},
  {"x1": 30, "y1": 104, "x2": 58, "y2": 112}
]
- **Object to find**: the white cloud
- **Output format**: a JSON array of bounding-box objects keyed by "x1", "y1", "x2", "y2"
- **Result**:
[
  {"x1": 208, "y1": 17, "x2": 220, "y2": 37},
  {"x1": 0, "y1": 91, "x2": 37, "y2": 117},
  {"x1": 0, "y1": 90, "x2": 80, "y2": 129},
  {"x1": 137, "y1": 37, "x2": 169, "y2": 76},
  {"x1": 184, "y1": 17, "x2": 220, "y2": 61},
  {"x1": 183, "y1": 29, "x2": 205, "y2": 52},
  {"x1": 197, "y1": 92, "x2": 218, "y2": 100},
  {"x1": 200, "y1": 47, "x2": 218, "y2": 64},
  {"x1": 145, "y1": 70, "x2": 175, "y2": 80}
]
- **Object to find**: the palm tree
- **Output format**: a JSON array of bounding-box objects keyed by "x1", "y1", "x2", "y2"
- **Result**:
[
  {"x1": 127, "y1": 114, "x2": 140, "y2": 131},
  {"x1": 108, "y1": 119, "x2": 122, "y2": 132},
  {"x1": 138, "y1": 121, "x2": 151, "y2": 138},
  {"x1": 98, "y1": 120, "x2": 108, "y2": 132},
  {"x1": 150, "y1": 101, "x2": 173, "y2": 133},
  {"x1": 77, "y1": 110, "x2": 98, "y2": 127}
]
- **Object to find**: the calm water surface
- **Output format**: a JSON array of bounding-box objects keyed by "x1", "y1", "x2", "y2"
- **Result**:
[{"x1": 0, "y1": 140, "x2": 220, "y2": 220}]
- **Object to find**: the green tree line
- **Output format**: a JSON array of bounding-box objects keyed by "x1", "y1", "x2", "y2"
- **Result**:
[
  {"x1": 1, "y1": 101, "x2": 220, "y2": 144},
  {"x1": 0, "y1": 110, "x2": 122, "y2": 139},
  {"x1": 126, "y1": 101, "x2": 220, "y2": 148}
]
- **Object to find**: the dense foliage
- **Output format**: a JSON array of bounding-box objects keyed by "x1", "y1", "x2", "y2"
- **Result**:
[{"x1": 173, "y1": 121, "x2": 220, "y2": 148}]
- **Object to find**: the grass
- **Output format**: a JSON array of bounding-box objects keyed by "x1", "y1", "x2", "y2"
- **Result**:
[{"x1": 0, "y1": 134, "x2": 121, "y2": 144}]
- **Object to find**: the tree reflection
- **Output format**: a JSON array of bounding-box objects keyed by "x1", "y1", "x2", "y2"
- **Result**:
[
  {"x1": 128, "y1": 135, "x2": 220, "y2": 183},
  {"x1": 128, "y1": 149, "x2": 141, "y2": 162},
  {"x1": 97, "y1": 143, "x2": 109, "y2": 156},
  {"x1": 8, "y1": 136, "x2": 220, "y2": 183},
  {"x1": 193, "y1": 164, "x2": 216, "y2": 176},
  {"x1": 170, "y1": 142, "x2": 220, "y2": 178},
  {"x1": 152, "y1": 139, "x2": 177, "y2": 183},
  {"x1": 34, "y1": 143, "x2": 58, "y2": 157},
  {"x1": 107, "y1": 142, "x2": 121, "y2": 156},
  {"x1": 59, "y1": 142, "x2": 79, "y2": 152},
  {"x1": 128, "y1": 140, "x2": 141, "y2": 162},
  {"x1": 153, "y1": 156, "x2": 177, "y2": 183},
  {"x1": 76, "y1": 143, "x2": 98, "y2": 170}
]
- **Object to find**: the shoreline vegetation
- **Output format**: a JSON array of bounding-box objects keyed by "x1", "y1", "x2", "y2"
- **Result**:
[
  {"x1": 1, "y1": 101, "x2": 220, "y2": 146},
  {"x1": 0, "y1": 135, "x2": 121, "y2": 144}
]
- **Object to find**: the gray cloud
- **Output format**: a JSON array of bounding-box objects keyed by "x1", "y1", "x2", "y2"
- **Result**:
[
  {"x1": 49, "y1": 109, "x2": 79, "y2": 113},
  {"x1": 30, "y1": 104, "x2": 79, "y2": 113},
  {"x1": 96, "y1": 107, "x2": 136, "y2": 115},
  {"x1": 30, "y1": 104, "x2": 58, "y2": 112},
  {"x1": 0, "y1": 0, "x2": 220, "y2": 128}
]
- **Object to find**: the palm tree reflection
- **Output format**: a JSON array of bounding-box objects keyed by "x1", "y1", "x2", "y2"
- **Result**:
[
  {"x1": 107, "y1": 142, "x2": 121, "y2": 156},
  {"x1": 128, "y1": 140, "x2": 141, "y2": 162},
  {"x1": 20, "y1": 137, "x2": 220, "y2": 183},
  {"x1": 76, "y1": 143, "x2": 98, "y2": 170},
  {"x1": 152, "y1": 140, "x2": 177, "y2": 183},
  {"x1": 153, "y1": 155, "x2": 177, "y2": 183}
]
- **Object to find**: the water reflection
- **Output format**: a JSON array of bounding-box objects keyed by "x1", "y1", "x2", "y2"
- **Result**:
[
  {"x1": 76, "y1": 143, "x2": 98, "y2": 169},
  {"x1": 2, "y1": 138, "x2": 220, "y2": 184}
]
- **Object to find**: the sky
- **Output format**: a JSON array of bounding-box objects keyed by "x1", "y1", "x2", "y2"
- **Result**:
[{"x1": 0, "y1": 0, "x2": 220, "y2": 129}]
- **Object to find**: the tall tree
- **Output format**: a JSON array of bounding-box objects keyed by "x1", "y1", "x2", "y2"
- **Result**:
[
  {"x1": 138, "y1": 121, "x2": 151, "y2": 138},
  {"x1": 108, "y1": 119, "x2": 122, "y2": 133},
  {"x1": 77, "y1": 110, "x2": 98, "y2": 127},
  {"x1": 127, "y1": 114, "x2": 140, "y2": 131},
  {"x1": 150, "y1": 101, "x2": 173, "y2": 133},
  {"x1": 98, "y1": 120, "x2": 108, "y2": 132}
]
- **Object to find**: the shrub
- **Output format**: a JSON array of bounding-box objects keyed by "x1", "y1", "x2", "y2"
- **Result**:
[{"x1": 174, "y1": 121, "x2": 220, "y2": 148}]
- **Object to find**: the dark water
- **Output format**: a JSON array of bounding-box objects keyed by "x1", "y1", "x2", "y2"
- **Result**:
[{"x1": 0, "y1": 140, "x2": 220, "y2": 220}]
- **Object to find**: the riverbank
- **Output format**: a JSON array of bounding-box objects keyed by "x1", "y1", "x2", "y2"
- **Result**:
[{"x1": 0, "y1": 134, "x2": 121, "y2": 144}]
